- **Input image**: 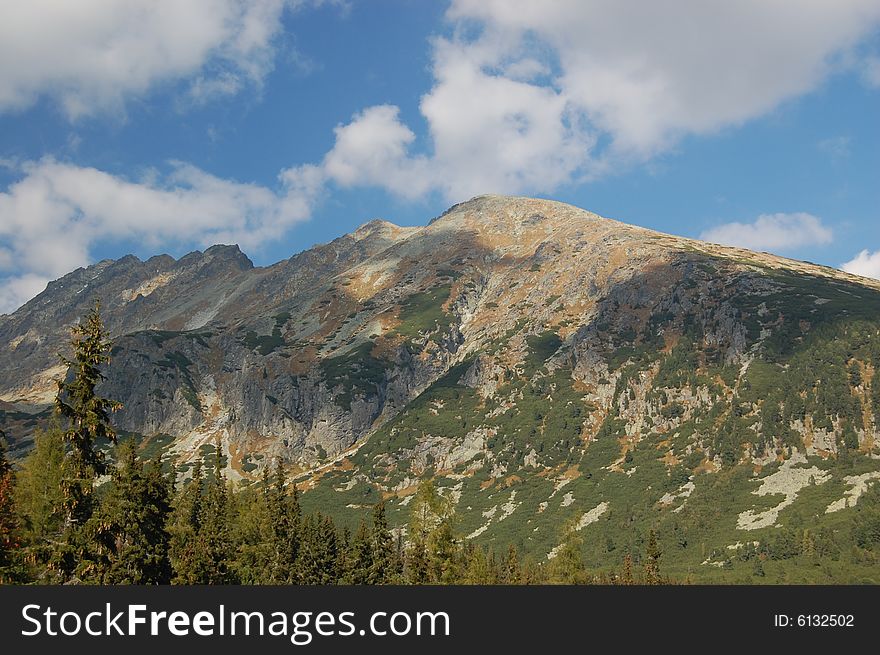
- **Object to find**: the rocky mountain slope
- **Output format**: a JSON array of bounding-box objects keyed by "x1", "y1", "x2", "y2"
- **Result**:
[{"x1": 3, "y1": 195, "x2": 880, "y2": 580}]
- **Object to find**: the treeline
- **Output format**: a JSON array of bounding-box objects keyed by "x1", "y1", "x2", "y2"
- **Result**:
[
  {"x1": 1, "y1": 426, "x2": 669, "y2": 585},
  {"x1": 0, "y1": 303, "x2": 670, "y2": 586}
]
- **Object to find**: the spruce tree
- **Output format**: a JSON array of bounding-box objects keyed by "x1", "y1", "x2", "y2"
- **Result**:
[
  {"x1": 0, "y1": 429, "x2": 23, "y2": 583},
  {"x1": 370, "y1": 502, "x2": 396, "y2": 584},
  {"x1": 644, "y1": 529, "x2": 662, "y2": 585},
  {"x1": 53, "y1": 301, "x2": 121, "y2": 579},
  {"x1": 406, "y1": 534, "x2": 430, "y2": 584},
  {"x1": 229, "y1": 479, "x2": 272, "y2": 584},
  {"x1": 463, "y1": 545, "x2": 496, "y2": 584},
  {"x1": 502, "y1": 544, "x2": 521, "y2": 584},
  {"x1": 267, "y1": 459, "x2": 300, "y2": 583},
  {"x1": 346, "y1": 520, "x2": 373, "y2": 584},
  {"x1": 168, "y1": 461, "x2": 203, "y2": 584},
  {"x1": 194, "y1": 438, "x2": 235, "y2": 583},
  {"x1": 298, "y1": 513, "x2": 340, "y2": 585},
  {"x1": 55, "y1": 301, "x2": 122, "y2": 526},
  {"x1": 93, "y1": 440, "x2": 172, "y2": 584},
  {"x1": 428, "y1": 520, "x2": 460, "y2": 583}
]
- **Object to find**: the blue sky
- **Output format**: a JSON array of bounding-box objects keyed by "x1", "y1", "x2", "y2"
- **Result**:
[{"x1": 1, "y1": 0, "x2": 879, "y2": 314}]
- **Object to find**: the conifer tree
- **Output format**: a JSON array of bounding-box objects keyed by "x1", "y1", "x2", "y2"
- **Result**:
[
  {"x1": 93, "y1": 440, "x2": 172, "y2": 584},
  {"x1": 428, "y1": 519, "x2": 460, "y2": 583},
  {"x1": 406, "y1": 534, "x2": 430, "y2": 584},
  {"x1": 370, "y1": 502, "x2": 396, "y2": 584},
  {"x1": 298, "y1": 512, "x2": 340, "y2": 584},
  {"x1": 463, "y1": 544, "x2": 497, "y2": 584},
  {"x1": 620, "y1": 553, "x2": 634, "y2": 585},
  {"x1": 229, "y1": 478, "x2": 272, "y2": 584},
  {"x1": 502, "y1": 544, "x2": 521, "y2": 584},
  {"x1": 346, "y1": 520, "x2": 373, "y2": 584},
  {"x1": 51, "y1": 302, "x2": 122, "y2": 579},
  {"x1": 55, "y1": 301, "x2": 122, "y2": 528},
  {"x1": 408, "y1": 478, "x2": 458, "y2": 583},
  {"x1": 169, "y1": 460, "x2": 204, "y2": 584},
  {"x1": 0, "y1": 429, "x2": 23, "y2": 583},
  {"x1": 194, "y1": 438, "x2": 235, "y2": 583},
  {"x1": 644, "y1": 529, "x2": 662, "y2": 585},
  {"x1": 266, "y1": 459, "x2": 300, "y2": 583}
]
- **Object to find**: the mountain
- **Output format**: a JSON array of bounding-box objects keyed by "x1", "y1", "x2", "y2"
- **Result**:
[{"x1": 3, "y1": 195, "x2": 880, "y2": 581}]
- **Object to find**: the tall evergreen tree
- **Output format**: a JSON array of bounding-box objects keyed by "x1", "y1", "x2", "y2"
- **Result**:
[
  {"x1": 0, "y1": 429, "x2": 24, "y2": 583},
  {"x1": 345, "y1": 520, "x2": 373, "y2": 584},
  {"x1": 168, "y1": 461, "x2": 204, "y2": 584},
  {"x1": 52, "y1": 301, "x2": 121, "y2": 580},
  {"x1": 194, "y1": 438, "x2": 235, "y2": 584},
  {"x1": 229, "y1": 478, "x2": 272, "y2": 584},
  {"x1": 370, "y1": 502, "x2": 397, "y2": 584},
  {"x1": 298, "y1": 513, "x2": 340, "y2": 585},
  {"x1": 407, "y1": 478, "x2": 459, "y2": 583},
  {"x1": 502, "y1": 544, "x2": 521, "y2": 584},
  {"x1": 55, "y1": 301, "x2": 122, "y2": 527},
  {"x1": 644, "y1": 529, "x2": 662, "y2": 585},
  {"x1": 463, "y1": 544, "x2": 497, "y2": 584},
  {"x1": 92, "y1": 440, "x2": 172, "y2": 584},
  {"x1": 266, "y1": 459, "x2": 300, "y2": 583}
]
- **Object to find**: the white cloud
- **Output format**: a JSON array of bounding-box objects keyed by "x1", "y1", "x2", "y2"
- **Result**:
[
  {"x1": 0, "y1": 158, "x2": 320, "y2": 314},
  {"x1": 321, "y1": 105, "x2": 433, "y2": 199},
  {"x1": 304, "y1": 1, "x2": 880, "y2": 203},
  {"x1": 699, "y1": 213, "x2": 833, "y2": 253},
  {"x1": 842, "y1": 250, "x2": 880, "y2": 280},
  {"x1": 448, "y1": 1, "x2": 880, "y2": 158},
  {"x1": 0, "y1": 0, "x2": 327, "y2": 117}
]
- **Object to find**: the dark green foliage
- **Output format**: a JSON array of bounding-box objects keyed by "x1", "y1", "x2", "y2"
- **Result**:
[
  {"x1": 265, "y1": 460, "x2": 301, "y2": 583},
  {"x1": 243, "y1": 328, "x2": 285, "y2": 356},
  {"x1": 320, "y1": 342, "x2": 388, "y2": 410},
  {"x1": 193, "y1": 440, "x2": 236, "y2": 584},
  {"x1": 370, "y1": 503, "x2": 398, "y2": 584},
  {"x1": 48, "y1": 302, "x2": 123, "y2": 580},
  {"x1": 55, "y1": 301, "x2": 122, "y2": 531},
  {"x1": 168, "y1": 461, "x2": 205, "y2": 584},
  {"x1": 395, "y1": 284, "x2": 453, "y2": 340},
  {"x1": 89, "y1": 440, "x2": 172, "y2": 584},
  {"x1": 13, "y1": 423, "x2": 66, "y2": 576},
  {"x1": 298, "y1": 513, "x2": 340, "y2": 585},
  {"x1": 0, "y1": 429, "x2": 23, "y2": 582},
  {"x1": 156, "y1": 350, "x2": 201, "y2": 412},
  {"x1": 524, "y1": 331, "x2": 562, "y2": 374},
  {"x1": 852, "y1": 486, "x2": 880, "y2": 551}
]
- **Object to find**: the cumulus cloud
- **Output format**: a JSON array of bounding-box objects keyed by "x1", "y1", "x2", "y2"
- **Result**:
[
  {"x1": 448, "y1": 1, "x2": 880, "y2": 158},
  {"x1": 304, "y1": 1, "x2": 880, "y2": 203},
  {"x1": 699, "y1": 213, "x2": 833, "y2": 253},
  {"x1": 842, "y1": 250, "x2": 880, "y2": 280},
  {"x1": 0, "y1": 0, "x2": 327, "y2": 117},
  {"x1": 0, "y1": 158, "x2": 320, "y2": 314}
]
